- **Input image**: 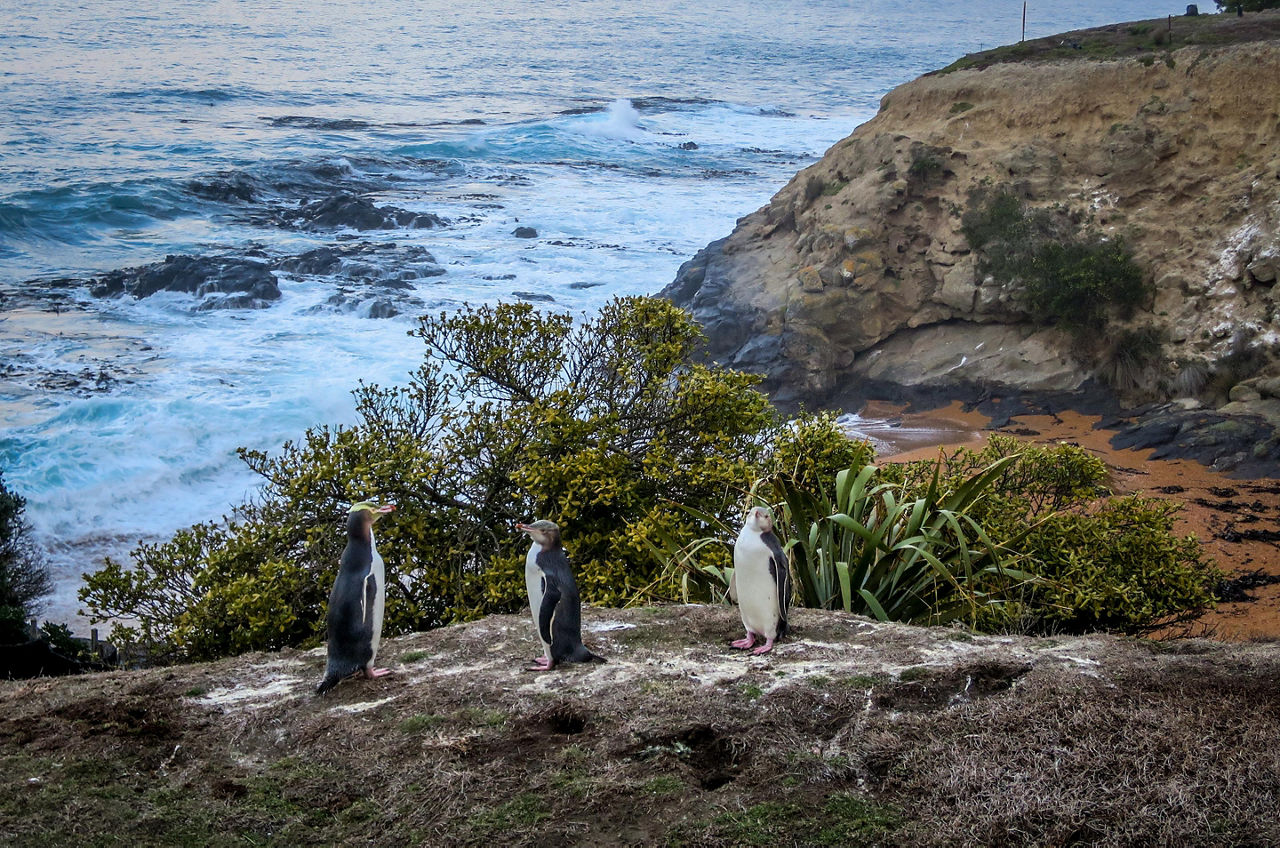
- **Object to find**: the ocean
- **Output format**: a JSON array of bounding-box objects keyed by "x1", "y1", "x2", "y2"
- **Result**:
[{"x1": 0, "y1": 0, "x2": 1178, "y2": 626}]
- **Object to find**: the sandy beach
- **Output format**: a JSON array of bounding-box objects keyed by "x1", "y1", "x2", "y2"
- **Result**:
[{"x1": 873, "y1": 402, "x2": 1280, "y2": 642}]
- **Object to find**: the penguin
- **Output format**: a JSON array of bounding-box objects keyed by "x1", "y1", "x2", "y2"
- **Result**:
[
  {"x1": 516, "y1": 520, "x2": 604, "y2": 670},
  {"x1": 316, "y1": 501, "x2": 396, "y2": 695},
  {"x1": 729, "y1": 505, "x2": 791, "y2": 655}
]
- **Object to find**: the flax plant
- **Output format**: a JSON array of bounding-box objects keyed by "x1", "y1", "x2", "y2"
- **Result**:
[{"x1": 651, "y1": 454, "x2": 1039, "y2": 627}]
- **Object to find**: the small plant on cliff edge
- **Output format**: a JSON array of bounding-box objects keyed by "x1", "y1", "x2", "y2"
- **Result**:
[
  {"x1": 961, "y1": 185, "x2": 1151, "y2": 336},
  {"x1": 80, "y1": 297, "x2": 854, "y2": 662}
]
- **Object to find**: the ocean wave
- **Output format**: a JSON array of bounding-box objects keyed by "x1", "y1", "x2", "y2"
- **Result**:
[{"x1": 0, "y1": 181, "x2": 195, "y2": 242}]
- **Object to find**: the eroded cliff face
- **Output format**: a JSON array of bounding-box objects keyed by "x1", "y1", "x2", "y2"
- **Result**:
[{"x1": 665, "y1": 25, "x2": 1280, "y2": 422}]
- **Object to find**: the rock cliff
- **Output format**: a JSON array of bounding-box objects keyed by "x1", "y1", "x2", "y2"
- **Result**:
[{"x1": 664, "y1": 13, "x2": 1280, "y2": 432}]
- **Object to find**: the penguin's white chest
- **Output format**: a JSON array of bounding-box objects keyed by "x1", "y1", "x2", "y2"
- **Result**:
[
  {"x1": 368, "y1": 533, "x2": 386, "y2": 667},
  {"x1": 524, "y1": 542, "x2": 549, "y2": 651},
  {"x1": 734, "y1": 528, "x2": 781, "y2": 639}
]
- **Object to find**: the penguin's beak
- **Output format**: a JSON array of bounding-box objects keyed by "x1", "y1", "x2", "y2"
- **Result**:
[
  {"x1": 374, "y1": 504, "x2": 396, "y2": 520},
  {"x1": 516, "y1": 522, "x2": 531, "y2": 533}
]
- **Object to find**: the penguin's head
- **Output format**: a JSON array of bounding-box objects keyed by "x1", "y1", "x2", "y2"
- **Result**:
[
  {"x1": 348, "y1": 501, "x2": 395, "y2": 534},
  {"x1": 744, "y1": 505, "x2": 775, "y2": 534},
  {"x1": 516, "y1": 519, "x2": 561, "y2": 548}
]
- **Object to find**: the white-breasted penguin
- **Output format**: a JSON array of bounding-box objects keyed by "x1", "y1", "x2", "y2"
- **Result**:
[
  {"x1": 729, "y1": 505, "x2": 791, "y2": 655},
  {"x1": 316, "y1": 501, "x2": 396, "y2": 695},
  {"x1": 523, "y1": 523, "x2": 552, "y2": 664},
  {"x1": 516, "y1": 519, "x2": 605, "y2": 671}
]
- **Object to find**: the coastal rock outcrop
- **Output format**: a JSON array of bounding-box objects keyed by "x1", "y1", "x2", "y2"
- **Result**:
[
  {"x1": 266, "y1": 192, "x2": 446, "y2": 231},
  {"x1": 86, "y1": 241, "x2": 446, "y2": 316},
  {"x1": 664, "y1": 15, "x2": 1280, "y2": 435},
  {"x1": 90, "y1": 254, "x2": 282, "y2": 310}
]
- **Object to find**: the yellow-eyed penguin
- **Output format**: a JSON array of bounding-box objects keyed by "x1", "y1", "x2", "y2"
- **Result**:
[
  {"x1": 517, "y1": 520, "x2": 605, "y2": 671},
  {"x1": 729, "y1": 505, "x2": 791, "y2": 655},
  {"x1": 317, "y1": 501, "x2": 395, "y2": 694},
  {"x1": 522, "y1": 521, "x2": 552, "y2": 663}
]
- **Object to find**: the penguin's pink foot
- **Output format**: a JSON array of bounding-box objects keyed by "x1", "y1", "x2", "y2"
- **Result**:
[
  {"x1": 750, "y1": 639, "x2": 775, "y2": 656},
  {"x1": 365, "y1": 667, "x2": 392, "y2": 679},
  {"x1": 730, "y1": 634, "x2": 756, "y2": 649},
  {"x1": 526, "y1": 657, "x2": 554, "y2": 672}
]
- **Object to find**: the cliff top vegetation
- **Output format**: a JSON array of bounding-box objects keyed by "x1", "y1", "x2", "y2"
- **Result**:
[{"x1": 937, "y1": 7, "x2": 1280, "y2": 74}]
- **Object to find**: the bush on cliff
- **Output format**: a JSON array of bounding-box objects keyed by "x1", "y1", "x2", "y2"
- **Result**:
[
  {"x1": 0, "y1": 472, "x2": 52, "y2": 644},
  {"x1": 80, "y1": 297, "x2": 860, "y2": 662},
  {"x1": 961, "y1": 186, "x2": 1150, "y2": 335}
]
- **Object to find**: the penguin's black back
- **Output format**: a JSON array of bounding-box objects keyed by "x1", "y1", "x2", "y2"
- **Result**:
[
  {"x1": 762, "y1": 529, "x2": 791, "y2": 640},
  {"x1": 317, "y1": 526, "x2": 377, "y2": 693},
  {"x1": 536, "y1": 548, "x2": 603, "y2": 664}
]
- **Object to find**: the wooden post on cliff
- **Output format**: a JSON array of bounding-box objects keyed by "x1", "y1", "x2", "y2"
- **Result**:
[{"x1": 1021, "y1": 2, "x2": 1027, "y2": 42}]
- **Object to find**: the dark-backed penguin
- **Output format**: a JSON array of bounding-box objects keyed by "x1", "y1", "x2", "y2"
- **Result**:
[
  {"x1": 516, "y1": 519, "x2": 604, "y2": 671},
  {"x1": 729, "y1": 505, "x2": 791, "y2": 655},
  {"x1": 317, "y1": 501, "x2": 396, "y2": 695}
]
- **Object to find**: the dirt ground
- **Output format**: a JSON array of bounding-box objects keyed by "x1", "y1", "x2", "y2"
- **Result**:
[
  {"x1": 3, "y1": 605, "x2": 1280, "y2": 847},
  {"x1": 882, "y1": 402, "x2": 1280, "y2": 641}
]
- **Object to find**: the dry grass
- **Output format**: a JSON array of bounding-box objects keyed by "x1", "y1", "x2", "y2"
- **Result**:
[{"x1": 2, "y1": 606, "x2": 1279, "y2": 846}]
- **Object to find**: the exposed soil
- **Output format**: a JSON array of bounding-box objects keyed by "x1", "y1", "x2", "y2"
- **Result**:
[{"x1": 4, "y1": 605, "x2": 1280, "y2": 846}]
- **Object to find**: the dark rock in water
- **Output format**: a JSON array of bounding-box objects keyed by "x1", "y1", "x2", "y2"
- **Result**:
[
  {"x1": 483, "y1": 273, "x2": 517, "y2": 281},
  {"x1": 274, "y1": 242, "x2": 445, "y2": 284},
  {"x1": 268, "y1": 115, "x2": 372, "y2": 131},
  {"x1": 185, "y1": 170, "x2": 261, "y2": 203},
  {"x1": 569, "y1": 281, "x2": 605, "y2": 289},
  {"x1": 513, "y1": 291, "x2": 555, "y2": 303},
  {"x1": 513, "y1": 226, "x2": 538, "y2": 239},
  {"x1": 90, "y1": 255, "x2": 281, "y2": 308},
  {"x1": 678, "y1": 141, "x2": 699, "y2": 150},
  {"x1": 308, "y1": 290, "x2": 423, "y2": 319},
  {"x1": 363, "y1": 298, "x2": 401, "y2": 319},
  {"x1": 273, "y1": 193, "x2": 446, "y2": 231},
  {"x1": 275, "y1": 246, "x2": 344, "y2": 276}
]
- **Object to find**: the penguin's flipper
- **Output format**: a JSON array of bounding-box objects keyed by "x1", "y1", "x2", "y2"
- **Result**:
[
  {"x1": 362, "y1": 571, "x2": 378, "y2": 627},
  {"x1": 764, "y1": 531, "x2": 792, "y2": 637},
  {"x1": 537, "y1": 577, "x2": 562, "y2": 648},
  {"x1": 728, "y1": 566, "x2": 738, "y2": 604}
]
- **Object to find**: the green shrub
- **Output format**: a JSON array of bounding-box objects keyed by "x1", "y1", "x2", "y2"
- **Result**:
[
  {"x1": 961, "y1": 186, "x2": 1151, "y2": 336},
  {"x1": 81, "y1": 297, "x2": 853, "y2": 661},
  {"x1": 888, "y1": 437, "x2": 1218, "y2": 634},
  {"x1": 659, "y1": 444, "x2": 1038, "y2": 626},
  {"x1": 907, "y1": 146, "x2": 946, "y2": 184},
  {"x1": 987, "y1": 496, "x2": 1220, "y2": 633}
]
